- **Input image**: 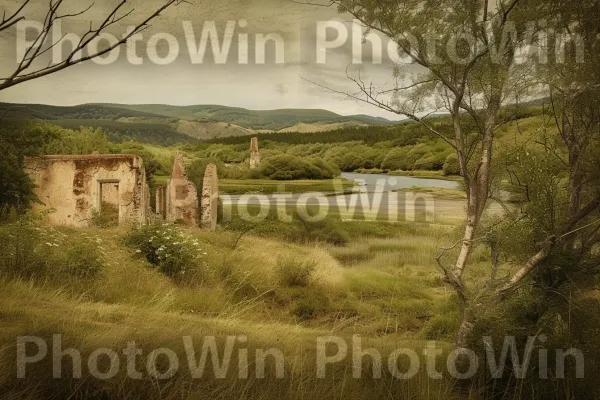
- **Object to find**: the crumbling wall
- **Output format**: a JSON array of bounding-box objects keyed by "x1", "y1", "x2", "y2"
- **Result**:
[
  {"x1": 200, "y1": 163, "x2": 219, "y2": 231},
  {"x1": 25, "y1": 155, "x2": 148, "y2": 227},
  {"x1": 166, "y1": 152, "x2": 198, "y2": 226},
  {"x1": 250, "y1": 137, "x2": 261, "y2": 169}
]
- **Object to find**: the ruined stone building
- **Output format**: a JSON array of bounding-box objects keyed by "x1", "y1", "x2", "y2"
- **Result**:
[
  {"x1": 25, "y1": 154, "x2": 149, "y2": 227},
  {"x1": 27, "y1": 152, "x2": 219, "y2": 230},
  {"x1": 249, "y1": 137, "x2": 261, "y2": 169}
]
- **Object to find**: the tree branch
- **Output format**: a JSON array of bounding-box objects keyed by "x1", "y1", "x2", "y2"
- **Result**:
[
  {"x1": 0, "y1": 0, "x2": 187, "y2": 91},
  {"x1": 500, "y1": 197, "x2": 600, "y2": 293}
]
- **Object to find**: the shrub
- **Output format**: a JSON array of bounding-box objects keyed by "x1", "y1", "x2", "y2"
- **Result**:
[
  {"x1": 124, "y1": 223, "x2": 206, "y2": 280},
  {"x1": 0, "y1": 212, "x2": 103, "y2": 280},
  {"x1": 442, "y1": 153, "x2": 460, "y2": 175},
  {"x1": 275, "y1": 257, "x2": 316, "y2": 287},
  {"x1": 258, "y1": 154, "x2": 337, "y2": 180}
]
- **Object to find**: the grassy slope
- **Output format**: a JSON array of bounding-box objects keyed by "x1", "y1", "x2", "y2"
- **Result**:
[{"x1": 0, "y1": 212, "x2": 475, "y2": 399}]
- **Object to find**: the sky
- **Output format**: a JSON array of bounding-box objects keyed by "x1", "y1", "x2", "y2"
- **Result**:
[{"x1": 0, "y1": 0, "x2": 412, "y2": 119}]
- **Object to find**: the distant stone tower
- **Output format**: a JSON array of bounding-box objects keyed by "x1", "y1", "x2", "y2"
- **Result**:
[{"x1": 249, "y1": 137, "x2": 261, "y2": 169}]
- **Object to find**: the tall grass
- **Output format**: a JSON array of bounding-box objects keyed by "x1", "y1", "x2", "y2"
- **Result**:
[{"x1": 0, "y1": 211, "x2": 596, "y2": 399}]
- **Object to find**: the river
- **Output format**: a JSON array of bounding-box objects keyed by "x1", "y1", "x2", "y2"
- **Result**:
[
  {"x1": 220, "y1": 172, "x2": 465, "y2": 221},
  {"x1": 340, "y1": 172, "x2": 460, "y2": 192}
]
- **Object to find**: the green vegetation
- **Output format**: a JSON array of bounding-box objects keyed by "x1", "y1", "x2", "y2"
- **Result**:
[
  {"x1": 52, "y1": 118, "x2": 196, "y2": 146},
  {"x1": 0, "y1": 212, "x2": 103, "y2": 280},
  {"x1": 219, "y1": 178, "x2": 354, "y2": 194},
  {"x1": 95, "y1": 103, "x2": 396, "y2": 130},
  {"x1": 125, "y1": 223, "x2": 208, "y2": 280},
  {"x1": 0, "y1": 91, "x2": 597, "y2": 400},
  {"x1": 394, "y1": 187, "x2": 467, "y2": 200},
  {"x1": 1, "y1": 202, "x2": 596, "y2": 398}
]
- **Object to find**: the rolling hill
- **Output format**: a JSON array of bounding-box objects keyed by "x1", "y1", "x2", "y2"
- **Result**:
[
  {"x1": 0, "y1": 102, "x2": 400, "y2": 145},
  {"x1": 94, "y1": 103, "x2": 399, "y2": 131}
]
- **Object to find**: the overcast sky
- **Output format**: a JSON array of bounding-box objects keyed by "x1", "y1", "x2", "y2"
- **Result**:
[{"x1": 0, "y1": 0, "x2": 414, "y2": 119}]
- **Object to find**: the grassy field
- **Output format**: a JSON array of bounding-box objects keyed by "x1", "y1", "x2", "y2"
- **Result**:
[
  {"x1": 394, "y1": 186, "x2": 467, "y2": 200},
  {"x1": 219, "y1": 178, "x2": 355, "y2": 194},
  {"x1": 151, "y1": 177, "x2": 356, "y2": 193},
  {"x1": 0, "y1": 206, "x2": 476, "y2": 399},
  {"x1": 0, "y1": 190, "x2": 595, "y2": 399}
]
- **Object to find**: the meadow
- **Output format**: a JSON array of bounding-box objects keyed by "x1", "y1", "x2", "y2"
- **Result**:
[
  {"x1": 1, "y1": 190, "x2": 595, "y2": 399},
  {"x1": 1, "y1": 107, "x2": 598, "y2": 399}
]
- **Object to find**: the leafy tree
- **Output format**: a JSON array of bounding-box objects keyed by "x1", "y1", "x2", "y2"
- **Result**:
[
  {"x1": 0, "y1": 122, "x2": 58, "y2": 218},
  {"x1": 320, "y1": 0, "x2": 547, "y2": 352}
]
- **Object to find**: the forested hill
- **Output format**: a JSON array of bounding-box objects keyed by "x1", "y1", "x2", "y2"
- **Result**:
[
  {"x1": 0, "y1": 102, "x2": 400, "y2": 145},
  {"x1": 93, "y1": 103, "x2": 400, "y2": 130}
]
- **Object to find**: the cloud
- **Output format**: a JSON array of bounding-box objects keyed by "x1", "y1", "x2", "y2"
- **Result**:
[{"x1": 0, "y1": 0, "x2": 406, "y2": 119}]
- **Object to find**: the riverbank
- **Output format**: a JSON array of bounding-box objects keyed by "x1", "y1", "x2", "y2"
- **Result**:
[{"x1": 355, "y1": 169, "x2": 463, "y2": 182}]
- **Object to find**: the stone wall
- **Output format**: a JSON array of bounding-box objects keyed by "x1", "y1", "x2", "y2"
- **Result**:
[
  {"x1": 200, "y1": 163, "x2": 219, "y2": 231},
  {"x1": 25, "y1": 154, "x2": 148, "y2": 227},
  {"x1": 166, "y1": 152, "x2": 198, "y2": 226}
]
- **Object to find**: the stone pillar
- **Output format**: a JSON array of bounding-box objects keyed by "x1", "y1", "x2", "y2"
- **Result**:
[
  {"x1": 200, "y1": 163, "x2": 219, "y2": 231},
  {"x1": 250, "y1": 137, "x2": 261, "y2": 169},
  {"x1": 167, "y1": 152, "x2": 199, "y2": 226}
]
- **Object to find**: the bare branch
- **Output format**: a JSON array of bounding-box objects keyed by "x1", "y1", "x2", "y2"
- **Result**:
[
  {"x1": 301, "y1": 75, "x2": 457, "y2": 150},
  {"x1": 0, "y1": 0, "x2": 187, "y2": 91},
  {"x1": 0, "y1": 0, "x2": 30, "y2": 32}
]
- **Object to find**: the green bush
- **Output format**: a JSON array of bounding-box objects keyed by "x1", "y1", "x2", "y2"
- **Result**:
[
  {"x1": 275, "y1": 257, "x2": 316, "y2": 287},
  {"x1": 0, "y1": 213, "x2": 103, "y2": 280},
  {"x1": 258, "y1": 154, "x2": 338, "y2": 180},
  {"x1": 442, "y1": 153, "x2": 460, "y2": 175},
  {"x1": 124, "y1": 223, "x2": 206, "y2": 280}
]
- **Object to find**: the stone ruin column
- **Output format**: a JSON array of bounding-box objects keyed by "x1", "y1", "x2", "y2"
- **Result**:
[
  {"x1": 249, "y1": 137, "x2": 261, "y2": 169},
  {"x1": 200, "y1": 163, "x2": 219, "y2": 231},
  {"x1": 167, "y1": 152, "x2": 199, "y2": 226}
]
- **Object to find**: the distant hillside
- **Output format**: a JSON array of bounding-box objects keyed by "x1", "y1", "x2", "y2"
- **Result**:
[
  {"x1": 0, "y1": 102, "x2": 400, "y2": 145},
  {"x1": 0, "y1": 103, "x2": 196, "y2": 146},
  {"x1": 91, "y1": 103, "x2": 398, "y2": 131}
]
